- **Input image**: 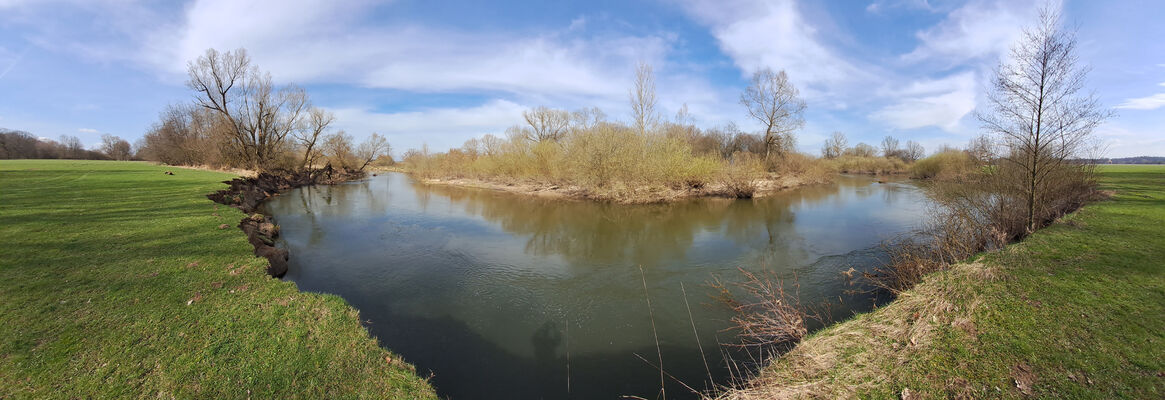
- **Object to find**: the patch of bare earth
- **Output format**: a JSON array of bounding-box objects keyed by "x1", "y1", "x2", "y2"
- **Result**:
[{"x1": 720, "y1": 262, "x2": 997, "y2": 400}]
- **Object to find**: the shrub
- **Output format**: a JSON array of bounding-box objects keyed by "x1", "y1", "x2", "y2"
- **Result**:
[{"x1": 911, "y1": 150, "x2": 975, "y2": 180}]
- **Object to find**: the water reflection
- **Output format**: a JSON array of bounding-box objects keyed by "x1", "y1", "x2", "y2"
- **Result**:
[{"x1": 264, "y1": 173, "x2": 930, "y2": 400}]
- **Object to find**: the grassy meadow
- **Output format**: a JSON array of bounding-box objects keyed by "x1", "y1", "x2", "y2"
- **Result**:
[
  {"x1": 0, "y1": 160, "x2": 434, "y2": 399},
  {"x1": 724, "y1": 164, "x2": 1164, "y2": 399}
]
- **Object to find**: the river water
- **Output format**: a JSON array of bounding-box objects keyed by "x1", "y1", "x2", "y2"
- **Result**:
[{"x1": 263, "y1": 173, "x2": 930, "y2": 399}]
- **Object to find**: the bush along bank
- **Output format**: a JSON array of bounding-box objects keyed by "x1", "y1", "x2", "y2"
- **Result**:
[{"x1": 206, "y1": 165, "x2": 365, "y2": 277}]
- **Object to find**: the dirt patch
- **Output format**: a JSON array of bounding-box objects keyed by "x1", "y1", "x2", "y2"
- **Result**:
[
  {"x1": 207, "y1": 165, "x2": 365, "y2": 277},
  {"x1": 1012, "y1": 362, "x2": 1036, "y2": 396}
]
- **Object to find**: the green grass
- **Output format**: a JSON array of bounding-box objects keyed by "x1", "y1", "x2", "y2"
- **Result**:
[
  {"x1": 727, "y1": 164, "x2": 1164, "y2": 399},
  {"x1": 0, "y1": 160, "x2": 435, "y2": 399}
]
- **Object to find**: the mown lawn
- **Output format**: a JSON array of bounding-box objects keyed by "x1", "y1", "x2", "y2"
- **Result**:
[
  {"x1": 726, "y1": 165, "x2": 1164, "y2": 399},
  {"x1": 0, "y1": 160, "x2": 435, "y2": 399}
]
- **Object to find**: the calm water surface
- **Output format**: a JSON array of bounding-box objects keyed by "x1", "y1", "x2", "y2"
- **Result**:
[{"x1": 264, "y1": 173, "x2": 930, "y2": 399}]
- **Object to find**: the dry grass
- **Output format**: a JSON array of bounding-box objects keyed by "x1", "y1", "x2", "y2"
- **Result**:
[
  {"x1": 719, "y1": 261, "x2": 996, "y2": 400},
  {"x1": 822, "y1": 155, "x2": 910, "y2": 175},
  {"x1": 404, "y1": 127, "x2": 834, "y2": 203}
]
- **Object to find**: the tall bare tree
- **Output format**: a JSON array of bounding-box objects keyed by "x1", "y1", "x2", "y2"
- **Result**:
[
  {"x1": 521, "y1": 106, "x2": 572, "y2": 142},
  {"x1": 821, "y1": 131, "x2": 847, "y2": 159},
  {"x1": 186, "y1": 48, "x2": 310, "y2": 170},
  {"x1": 977, "y1": 7, "x2": 1110, "y2": 232},
  {"x1": 355, "y1": 133, "x2": 391, "y2": 170},
  {"x1": 295, "y1": 107, "x2": 334, "y2": 168},
  {"x1": 904, "y1": 140, "x2": 925, "y2": 162},
  {"x1": 740, "y1": 68, "x2": 806, "y2": 161},
  {"x1": 880, "y1": 136, "x2": 900, "y2": 158},
  {"x1": 629, "y1": 62, "x2": 659, "y2": 135}
]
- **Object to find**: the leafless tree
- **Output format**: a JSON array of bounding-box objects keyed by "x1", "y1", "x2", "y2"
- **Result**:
[
  {"x1": 846, "y1": 143, "x2": 877, "y2": 158},
  {"x1": 905, "y1": 140, "x2": 925, "y2": 162},
  {"x1": 629, "y1": 62, "x2": 659, "y2": 135},
  {"x1": 880, "y1": 136, "x2": 900, "y2": 158},
  {"x1": 186, "y1": 48, "x2": 310, "y2": 170},
  {"x1": 295, "y1": 107, "x2": 334, "y2": 169},
  {"x1": 571, "y1": 107, "x2": 606, "y2": 132},
  {"x1": 480, "y1": 134, "x2": 504, "y2": 156},
  {"x1": 59, "y1": 135, "x2": 84, "y2": 159},
  {"x1": 977, "y1": 7, "x2": 1110, "y2": 232},
  {"x1": 320, "y1": 131, "x2": 355, "y2": 169},
  {"x1": 740, "y1": 68, "x2": 806, "y2": 161},
  {"x1": 822, "y1": 131, "x2": 847, "y2": 159},
  {"x1": 100, "y1": 134, "x2": 132, "y2": 160},
  {"x1": 966, "y1": 134, "x2": 996, "y2": 164},
  {"x1": 521, "y1": 106, "x2": 572, "y2": 142},
  {"x1": 355, "y1": 133, "x2": 391, "y2": 170}
]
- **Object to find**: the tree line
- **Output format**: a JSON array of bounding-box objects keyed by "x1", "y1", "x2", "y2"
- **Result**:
[
  {"x1": 136, "y1": 48, "x2": 390, "y2": 171},
  {"x1": 0, "y1": 129, "x2": 131, "y2": 161}
]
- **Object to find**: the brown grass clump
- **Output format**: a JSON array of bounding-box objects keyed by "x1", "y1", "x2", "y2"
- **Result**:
[
  {"x1": 711, "y1": 268, "x2": 809, "y2": 348},
  {"x1": 718, "y1": 261, "x2": 996, "y2": 400},
  {"x1": 823, "y1": 155, "x2": 909, "y2": 175}
]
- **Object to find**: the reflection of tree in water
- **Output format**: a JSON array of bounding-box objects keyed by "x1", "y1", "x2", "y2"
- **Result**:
[{"x1": 410, "y1": 180, "x2": 845, "y2": 270}]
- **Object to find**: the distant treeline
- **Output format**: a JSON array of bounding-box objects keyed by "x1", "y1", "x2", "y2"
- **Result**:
[
  {"x1": 1078, "y1": 156, "x2": 1165, "y2": 165},
  {"x1": 0, "y1": 128, "x2": 131, "y2": 161}
]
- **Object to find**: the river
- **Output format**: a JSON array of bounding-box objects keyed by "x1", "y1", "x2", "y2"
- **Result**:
[{"x1": 263, "y1": 172, "x2": 930, "y2": 399}]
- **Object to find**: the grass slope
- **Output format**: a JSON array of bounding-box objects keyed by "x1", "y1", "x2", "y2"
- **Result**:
[
  {"x1": 0, "y1": 160, "x2": 435, "y2": 399},
  {"x1": 726, "y1": 165, "x2": 1164, "y2": 399}
]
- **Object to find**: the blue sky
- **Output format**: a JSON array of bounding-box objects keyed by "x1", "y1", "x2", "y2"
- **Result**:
[{"x1": 0, "y1": 0, "x2": 1162, "y2": 157}]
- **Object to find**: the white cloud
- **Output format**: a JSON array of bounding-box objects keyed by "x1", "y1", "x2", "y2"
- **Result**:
[
  {"x1": 142, "y1": 0, "x2": 668, "y2": 102},
  {"x1": 902, "y1": 0, "x2": 1045, "y2": 65},
  {"x1": 1116, "y1": 93, "x2": 1165, "y2": 110},
  {"x1": 77, "y1": 128, "x2": 98, "y2": 133},
  {"x1": 869, "y1": 71, "x2": 977, "y2": 131},
  {"x1": 679, "y1": 0, "x2": 873, "y2": 100}
]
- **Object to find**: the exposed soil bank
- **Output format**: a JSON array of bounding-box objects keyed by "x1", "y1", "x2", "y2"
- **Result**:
[
  {"x1": 206, "y1": 166, "x2": 365, "y2": 277},
  {"x1": 416, "y1": 173, "x2": 831, "y2": 204}
]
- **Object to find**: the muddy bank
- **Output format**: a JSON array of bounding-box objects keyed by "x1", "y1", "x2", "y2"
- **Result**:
[
  {"x1": 206, "y1": 166, "x2": 365, "y2": 277},
  {"x1": 417, "y1": 173, "x2": 831, "y2": 204}
]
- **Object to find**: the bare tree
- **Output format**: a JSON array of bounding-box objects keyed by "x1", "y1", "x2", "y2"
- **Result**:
[
  {"x1": 740, "y1": 68, "x2": 806, "y2": 161},
  {"x1": 355, "y1": 133, "x2": 391, "y2": 170},
  {"x1": 822, "y1": 131, "x2": 848, "y2": 159},
  {"x1": 320, "y1": 131, "x2": 355, "y2": 169},
  {"x1": 629, "y1": 62, "x2": 659, "y2": 135},
  {"x1": 481, "y1": 134, "x2": 504, "y2": 156},
  {"x1": 521, "y1": 106, "x2": 572, "y2": 142},
  {"x1": 966, "y1": 134, "x2": 996, "y2": 164},
  {"x1": 100, "y1": 134, "x2": 132, "y2": 160},
  {"x1": 571, "y1": 107, "x2": 606, "y2": 132},
  {"x1": 186, "y1": 48, "x2": 310, "y2": 170},
  {"x1": 904, "y1": 140, "x2": 925, "y2": 162},
  {"x1": 59, "y1": 135, "x2": 84, "y2": 159},
  {"x1": 977, "y1": 7, "x2": 1110, "y2": 232},
  {"x1": 880, "y1": 136, "x2": 900, "y2": 158},
  {"x1": 846, "y1": 143, "x2": 877, "y2": 158},
  {"x1": 295, "y1": 107, "x2": 334, "y2": 169}
]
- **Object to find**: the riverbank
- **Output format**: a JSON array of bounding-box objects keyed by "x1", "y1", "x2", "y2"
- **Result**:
[
  {"x1": 0, "y1": 160, "x2": 435, "y2": 398},
  {"x1": 721, "y1": 165, "x2": 1164, "y2": 398},
  {"x1": 417, "y1": 172, "x2": 832, "y2": 204}
]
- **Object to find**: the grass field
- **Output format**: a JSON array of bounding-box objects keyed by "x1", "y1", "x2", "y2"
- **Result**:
[
  {"x1": 0, "y1": 160, "x2": 435, "y2": 399},
  {"x1": 725, "y1": 164, "x2": 1164, "y2": 399}
]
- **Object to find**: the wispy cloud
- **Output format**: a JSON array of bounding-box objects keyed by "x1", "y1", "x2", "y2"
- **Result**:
[
  {"x1": 679, "y1": 0, "x2": 872, "y2": 100},
  {"x1": 77, "y1": 128, "x2": 98, "y2": 133},
  {"x1": 902, "y1": 0, "x2": 1045, "y2": 66},
  {"x1": 1116, "y1": 93, "x2": 1165, "y2": 110},
  {"x1": 869, "y1": 71, "x2": 977, "y2": 131},
  {"x1": 142, "y1": 0, "x2": 668, "y2": 102}
]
